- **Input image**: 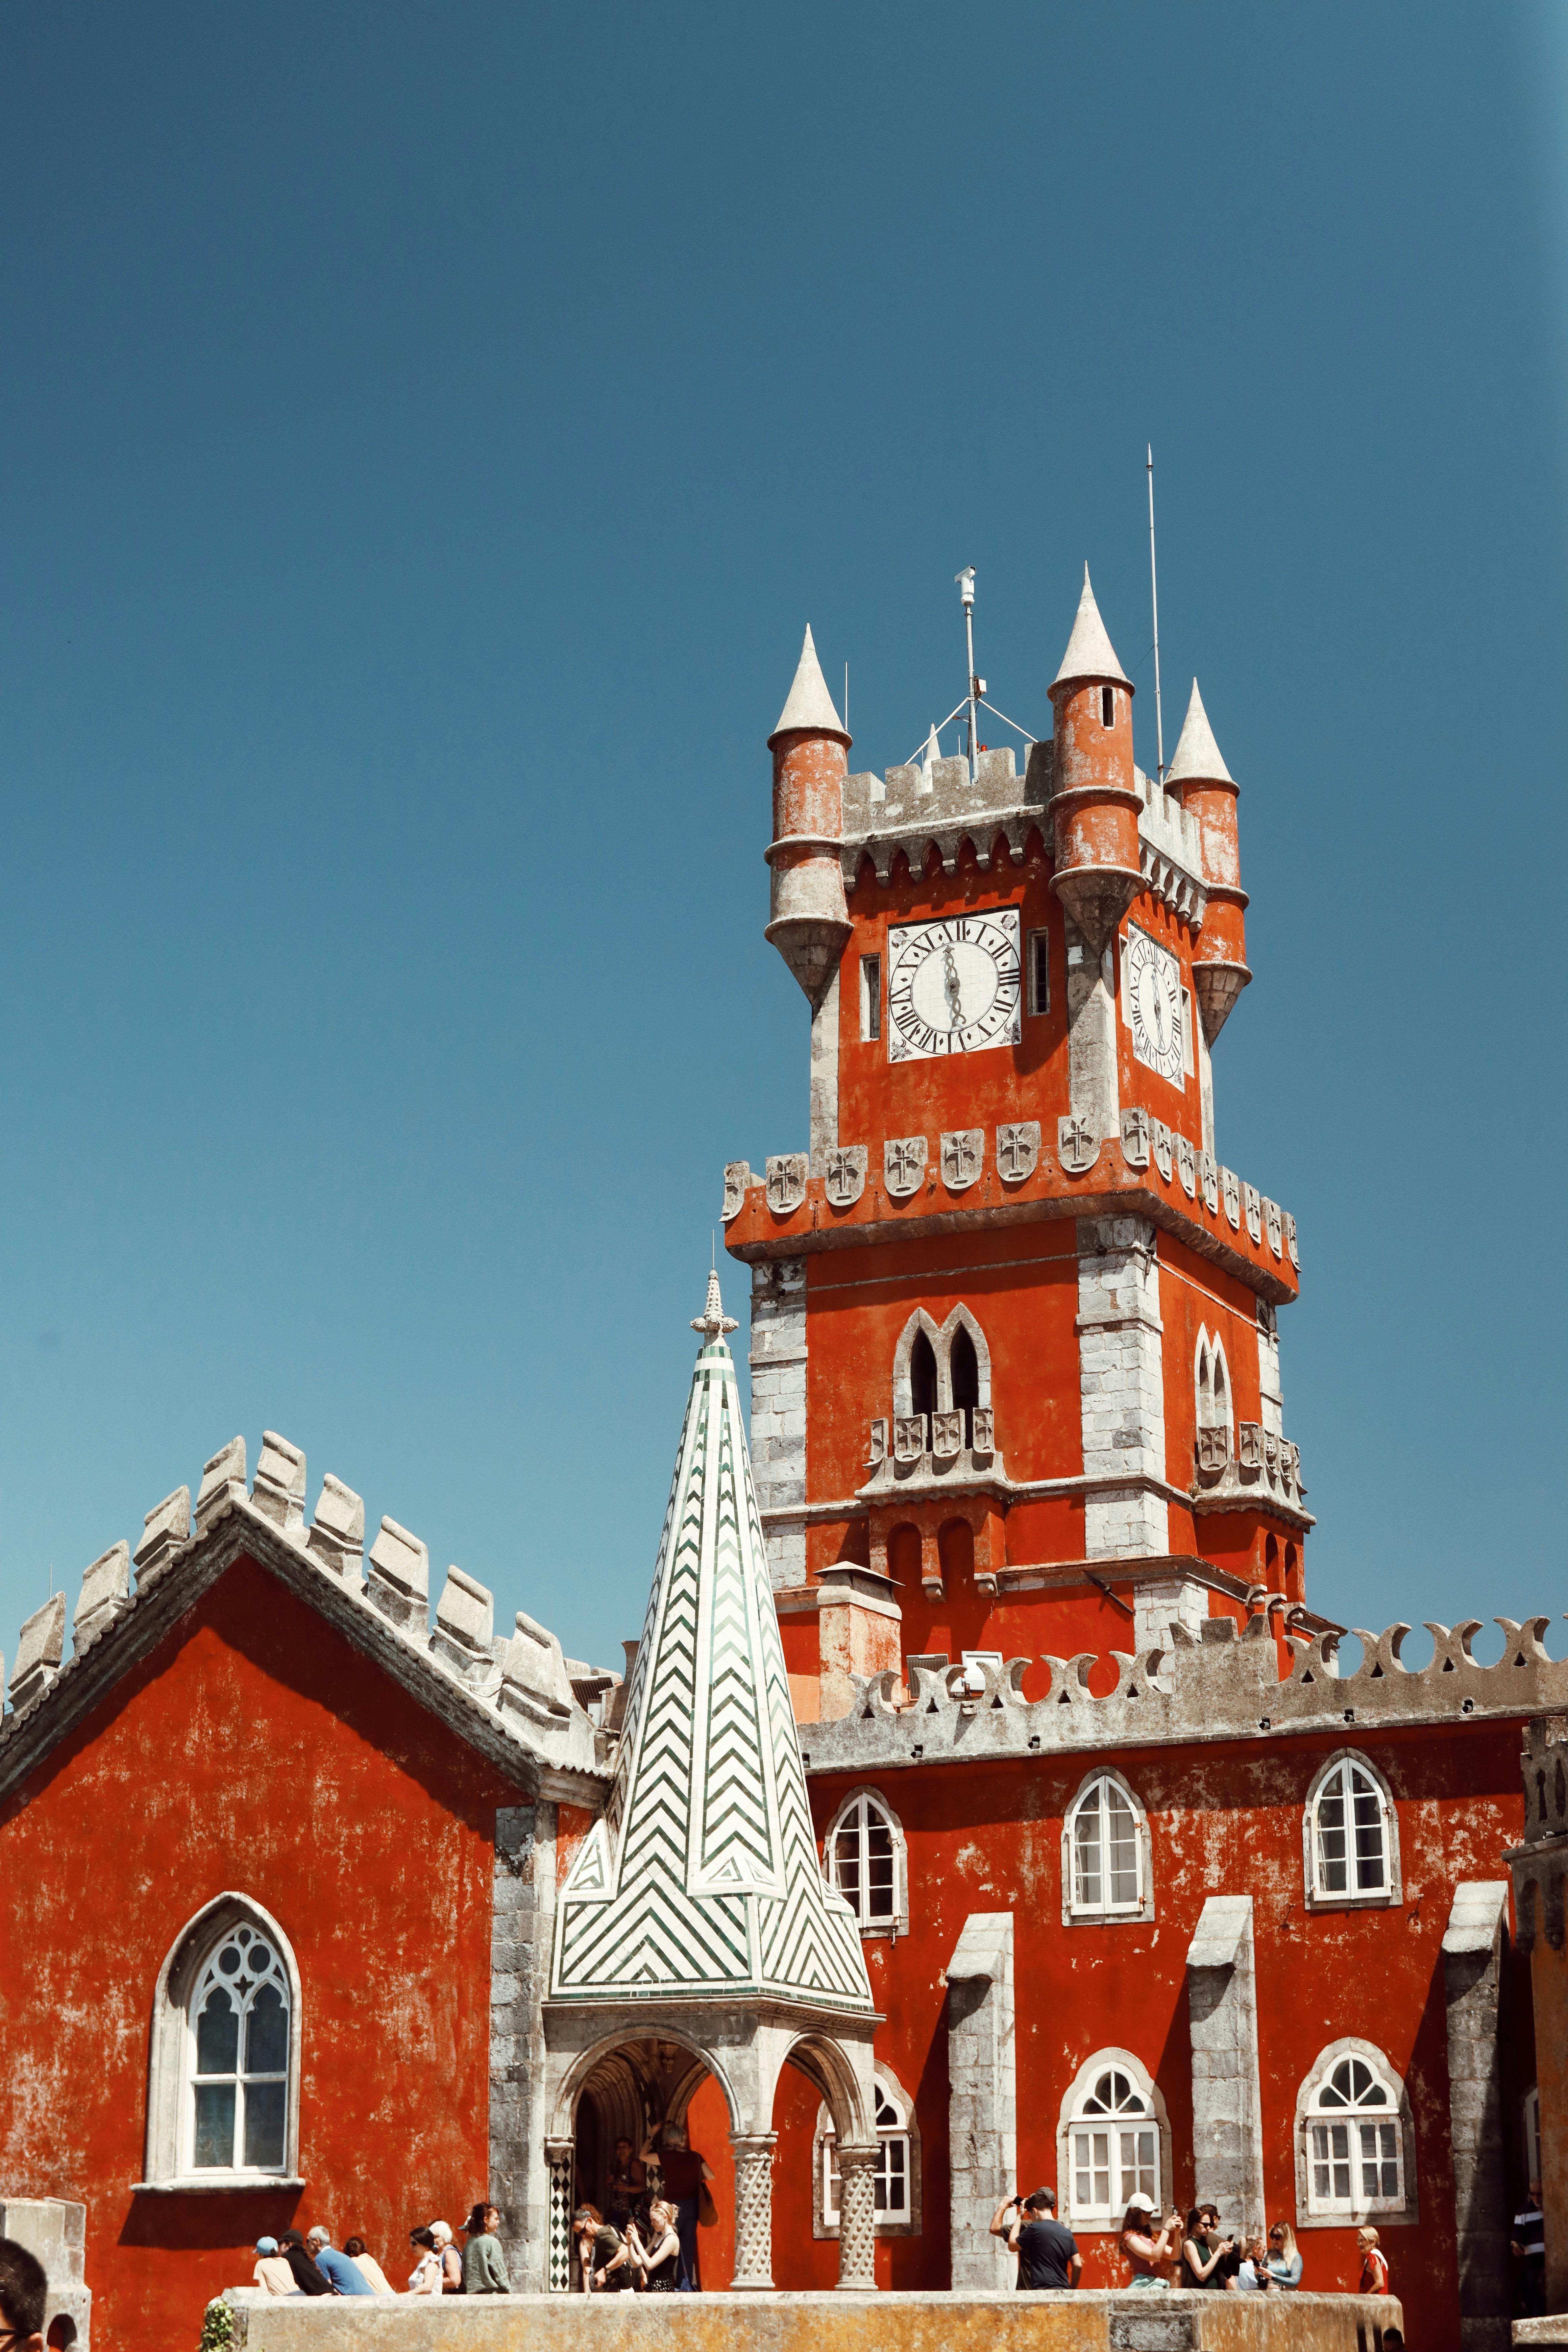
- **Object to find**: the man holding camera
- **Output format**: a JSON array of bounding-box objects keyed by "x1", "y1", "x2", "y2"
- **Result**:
[{"x1": 989, "y1": 2187, "x2": 1082, "y2": 2289}]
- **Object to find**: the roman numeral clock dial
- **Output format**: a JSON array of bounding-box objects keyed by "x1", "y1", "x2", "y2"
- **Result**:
[
  {"x1": 1125, "y1": 924, "x2": 1186, "y2": 1085},
  {"x1": 885, "y1": 910, "x2": 1022, "y2": 1061}
]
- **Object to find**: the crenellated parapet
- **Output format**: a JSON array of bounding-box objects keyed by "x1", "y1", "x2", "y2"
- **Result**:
[
  {"x1": 796, "y1": 1606, "x2": 1568, "y2": 1774},
  {"x1": 0, "y1": 1429, "x2": 608, "y2": 1802}
]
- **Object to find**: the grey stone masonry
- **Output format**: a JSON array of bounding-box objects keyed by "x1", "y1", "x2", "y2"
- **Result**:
[
  {"x1": 946, "y1": 1911, "x2": 1015, "y2": 2289},
  {"x1": 1442, "y1": 1881, "x2": 1511, "y2": 2352},
  {"x1": 1067, "y1": 926, "x2": 1120, "y2": 1144},
  {"x1": 1077, "y1": 1216, "x2": 1169, "y2": 1560},
  {"x1": 0, "y1": 2199, "x2": 91, "y2": 2351},
  {"x1": 490, "y1": 1799, "x2": 552, "y2": 2291},
  {"x1": 1186, "y1": 1896, "x2": 1266, "y2": 2241},
  {"x1": 750, "y1": 1257, "x2": 808, "y2": 1590}
]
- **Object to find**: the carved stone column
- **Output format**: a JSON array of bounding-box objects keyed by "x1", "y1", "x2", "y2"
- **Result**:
[
  {"x1": 729, "y1": 2131, "x2": 778, "y2": 2290},
  {"x1": 834, "y1": 2142, "x2": 880, "y2": 2290},
  {"x1": 543, "y1": 2137, "x2": 575, "y2": 2293}
]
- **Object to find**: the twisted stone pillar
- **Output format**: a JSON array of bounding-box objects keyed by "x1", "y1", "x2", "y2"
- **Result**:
[
  {"x1": 834, "y1": 2142, "x2": 880, "y2": 2290},
  {"x1": 729, "y1": 2131, "x2": 778, "y2": 2290}
]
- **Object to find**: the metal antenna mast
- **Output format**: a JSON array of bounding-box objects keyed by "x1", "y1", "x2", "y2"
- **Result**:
[
  {"x1": 1146, "y1": 445, "x2": 1165, "y2": 782},
  {"x1": 956, "y1": 566, "x2": 979, "y2": 782}
]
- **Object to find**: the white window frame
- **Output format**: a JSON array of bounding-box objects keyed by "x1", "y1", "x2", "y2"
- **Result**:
[
  {"x1": 859, "y1": 953, "x2": 882, "y2": 1042},
  {"x1": 823, "y1": 1786, "x2": 908, "y2": 1937},
  {"x1": 816, "y1": 2073, "x2": 919, "y2": 2237},
  {"x1": 1302, "y1": 1749, "x2": 1402, "y2": 1911},
  {"x1": 1294, "y1": 2039, "x2": 1417, "y2": 2229},
  {"x1": 140, "y1": 1893, "x2": 303, "y2": 2191},
  {"x1": 1056, "y1": 2048, "x2": 1171, "y2": 2234},
  {"x1": 1062, "y1": 1768, "x2": 1154, "y2": 1926}
]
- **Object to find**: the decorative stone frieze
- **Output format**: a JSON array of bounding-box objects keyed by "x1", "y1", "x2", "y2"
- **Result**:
[
  {"x1": 996, "y1": 1121, "x2": 1039, "y2": 1182},
  {"x1": 195, "y1": 1436, "x2": 246, "y2": 1535},
  {"x1": 364, "y1": 1514, "x2": 430, "y2": 1635},
  {"x1": 722, "y1": 1160, "x2": 752, "y2": 1222},
  {"x1": 251, "y1": 1432, "x2": 306, "y2": 1534},
  {"x1": 134, "y1": 1485, "x2": 193, "y2": 1578},
  {"x1": 497, "y1": 1609, "x2": 575, "y2": 1728},
  {"x1": 305, "y1": 1474, "x2": 365, "y2": 1583},
  {"x1": 1057, "y1": 1114, "x2": 1099, "y2": 1175},
  {"x1": 432, "y1": 1564, "x2": 499, "y2": 1695},
  {"x1": 1223, "y1": 1167, "x2": 1242, "y2": 1228},
  {"x1": 1178, "y1": 1134, "x2": 1197, "y2": 1198},
  {"x1": 1191, "y1": 1423, "x2": 1310, "y2": 1526},
  {"x1": 971, "y1": 1406, "x2": 994, "y2": 1462},
  {"x1": 1285, "y1": 1210, "x2": 1300, "y2": 1267},
  {"x1": 765, "y1": 1153, "x2": 808, "y2": 1216},
  {"x1": 1119, "y1": 1106, "x2": 1150, "y2": 1170},
  {"x1": 1200, "y1": 1150, "x2": 1219, "y2": 1214},
  {"x1": 8, "y1": 1591, "x2": 67, "y2": 1714},
  {"x1": 1265, "y1": 1197, "x2": 1284, "y2": 1258},
  {"x1": 823, "y1": 1145, "x2": 866, "y2": 1208},
  {"x1": 931, "y1": 1409, "x2": 963, "y2": 1460},
  {"x1": 1152, "y1": 1118, "x2": 1174, "y2": 1183},
  {"x1": 940, "y1": 1128, "x2": 984, "y2": 1192},
  {"x1": 72, "y1": 1542, "x2": 131, "y2": 1653},
  {"x1": 867, "y1": 1418, "x2": 887, "y2": 1469},
  {"x1": 893, "y1": 1414, "x2": 927, "y2": 1465},
  {"x1": 1197, "y1": 1425, "x2": 1230, "y2": 1473},
  {"x1": 884, "y1": 1135, "x2": 927, "y2": 1198},
  {"x1": 1245, "y1": 1182, "x2": 1262, "y2": 1242}
]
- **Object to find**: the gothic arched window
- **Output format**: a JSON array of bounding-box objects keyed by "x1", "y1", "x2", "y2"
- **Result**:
[
  {"x1": 1294, "y1": 2041, "x2": 1416, "y2": 2227},
  {"x1": 909, "y1": 1331, "x2": 938, "y2": 1424},
  {"x1": 1303, "y1": 1750, "x2": 1401, "y2": 1909},
  {"x1": 824, "y1": 1788, "x2": 908, "y2": 1935},
  {"x1": 1063, "y1": 1771, "x2": 1151, "y2": 1921},
  {"x1": 189, "y1": 1922, "x2": 292, "y2": 2171},
  {"x1": 950, "y1": 1324, "x2": 980, "y2": 1438}
]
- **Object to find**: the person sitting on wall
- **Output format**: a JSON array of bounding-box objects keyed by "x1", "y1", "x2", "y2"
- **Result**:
[
  {"x1": 989, "y1": 2186, "x2": 1081, "y2": 2289},
  {"x1": 462, "y1": 2204, "x2": 511, "y2": 2295},
  {"x1": 629, "y1": 2200, "x2": 683, "y2": 2292},
  {"x1": 277, "y1": 2229, "x2": 334, "y2": 2295},
  {"x1": 1263, "y1": 2223, "x2": 1302, "y2": 2290},
  {"x1": 1179, "y1": 2207, "x2": 1232, "y2": 2289},
  {"x1": 306, "y1": 2227, "x2": 372, "y2": 2294},
  {"x1": 342, "y1": 2238, "x2": 396, "y2": 2296},
  {"x1": 406, "y1": 2226, "x2": 444, "y2": 2294},
  {"x1": 640, "y1": 2121, "x2": 714, "y2": 2290},
  {"x1": 1356, "y1": 2227, "x2": 1390, "y2": 2295},
  {"x1": 0, "y1": 2237, "x2": 47, "y2": 2352},
  {"x1": 1120, "y1": 2196, "x2": 1180, "y2": 2289},
  {"x1": 251, "y1": 2236, "x2": 299, "y2": 2295}
]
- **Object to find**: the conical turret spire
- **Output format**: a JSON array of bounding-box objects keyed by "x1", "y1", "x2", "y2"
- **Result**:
[
  {"x1": 1165, "y1": 679, "x2": 1234, "y2": 787},
  {"x1": 769, "y1": 624, "x2": 848, "y2": 743},
  {"x1": 1051, "y1": 564, "x2": 1131, "y2": 689},
  {"x1": 549, "y1": 1281, "x2": 873, "y2": 2013}
]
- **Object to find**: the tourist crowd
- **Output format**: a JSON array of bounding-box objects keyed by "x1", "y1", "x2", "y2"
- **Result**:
[
  {"x1": 249, "y1": 2205, "x2": 511, "y2": 2297},
  {"x1": 989, "y1": 2187, "x2": 1397, "y2": 2300}
]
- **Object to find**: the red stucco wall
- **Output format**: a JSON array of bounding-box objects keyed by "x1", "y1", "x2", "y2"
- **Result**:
[
  {"x1": 790, "y1": 1723, "x2": 1531, "y2": 2340},
  {"x1": 0, "y1": 1555, "x2": 524, "y2": 2352}
]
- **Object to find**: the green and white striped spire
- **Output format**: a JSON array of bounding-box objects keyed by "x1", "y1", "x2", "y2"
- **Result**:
[{"x1": 550, "y1": 1273, "x2": 873, "y2": 2012}]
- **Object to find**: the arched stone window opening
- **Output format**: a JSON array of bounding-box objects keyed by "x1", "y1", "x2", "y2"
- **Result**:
[
  {"x1": 1293, "y1": 2039, "x2": 1418, "y2": 2228},
  {"x1": 1062, "y1": 1769, "x2": 1154, "y2": 1925},
  {"x1": 1302, "y1": 1749, "x2": 1402, "y2": 1910},
  {"x1": 909, "y1": 1332, "x2": 938, "y2": 1424},
  {"x1": 823, "y1": 1787, "x2": 908, "y2": 1936},
  {"x1": 1056, "y1": 2049, "x2": 1172, "y2": 2233},
  {"x1": 1194, "y1": 1325, "x2": 1232, "y2": 1458},
  {"x1": 950, "y1": 1325, "x2": 979, "y2": 1443},
  {"x1": 141, "y1": 1892, "x2": 303, "y2": 2190},
  {"x1": 814, "y1": 2066, "x2": 922, "y2": 2238}
]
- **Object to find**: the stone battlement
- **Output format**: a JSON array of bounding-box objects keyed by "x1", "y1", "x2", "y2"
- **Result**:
[
  {"x1": 0, "y1": 1431, "x2": 605, "y2": 1796},
  {"x1": 798, "y1": 1606, "x2": 1568, "y2": 1773},
  {"x1": 220, "y1": 2288, "x2": 1402, "y2": 2352}
]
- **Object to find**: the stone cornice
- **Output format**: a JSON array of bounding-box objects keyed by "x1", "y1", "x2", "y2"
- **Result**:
[{"x1": 0, "y1": 1499, "x2": 608, "y2": 1810}]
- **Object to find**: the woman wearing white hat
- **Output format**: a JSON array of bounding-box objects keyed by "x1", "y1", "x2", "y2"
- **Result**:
[{"x1": 1120, "y1": 2196, "x2": 1181, "y2": 2289}]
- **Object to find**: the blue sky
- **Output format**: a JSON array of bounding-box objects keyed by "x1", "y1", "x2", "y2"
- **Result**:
[{"x1": 1, "y1": 3, "x2": 1564, "y2": 1683}]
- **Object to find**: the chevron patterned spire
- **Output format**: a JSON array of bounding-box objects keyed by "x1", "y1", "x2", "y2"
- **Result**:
[{"x1": 550, "y1": 1278, "x2": 873, "y2": 2013}]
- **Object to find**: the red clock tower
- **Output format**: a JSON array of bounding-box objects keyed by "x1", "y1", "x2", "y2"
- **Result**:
[{"x1": 724, "y1": 576, "x2": 1316, "y2": 1704}]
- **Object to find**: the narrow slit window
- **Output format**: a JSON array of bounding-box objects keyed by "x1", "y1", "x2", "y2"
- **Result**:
[
  {"x1": 1028, "y1": 929, "x2": 1050, "y2": 1016},
  {"x1": 860, "y1": 954, "x2": 882, "y2": 1042},
  {"x1": 1101, "y1": 685, "x2": 1116, "y2": 728}
]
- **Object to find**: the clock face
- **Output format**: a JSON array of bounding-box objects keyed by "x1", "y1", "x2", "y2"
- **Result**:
[
  {"x1": 1125, "y1": 925, "x2": 1185, "y2": 1084},
  {"x1": 886, "y1": 909, "x2": 1022, "y2": 1061}
]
